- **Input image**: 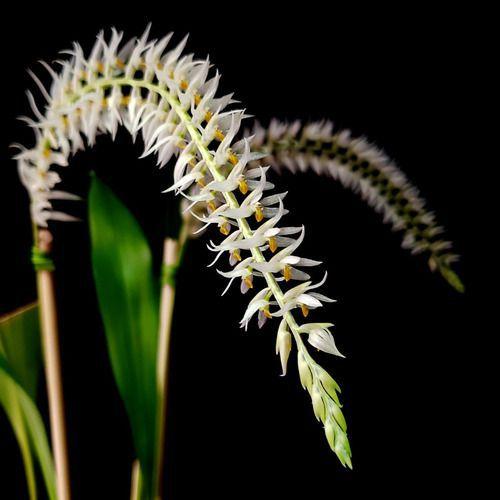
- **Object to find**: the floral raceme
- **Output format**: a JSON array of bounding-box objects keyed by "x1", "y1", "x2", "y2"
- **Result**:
[
  {"x1": 249, "y1": 120, "x2": 463, "y2": 292},
  {"x1": 15, "y1": 27, "x2": 352, "y2": 467}
]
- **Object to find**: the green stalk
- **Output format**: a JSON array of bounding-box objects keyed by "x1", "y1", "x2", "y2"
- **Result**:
[{"x1": 154, "y1": 223, "x2": 189, "y2": 499}]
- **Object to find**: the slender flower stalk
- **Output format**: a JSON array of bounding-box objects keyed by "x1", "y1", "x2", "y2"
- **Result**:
[
  {"x1": 130, "y1": 460, "x2": 141, "y2": 500},
  {"x1": 249, "y1": 119, "x2": 463, "y2": 292},
  {"x1": 155, "y1": 237, "x2": 181, "y2": 497},
  {"x1": 34, "y1": 229, "x2": 71, "y2": 500},
  {"x1": 15, "y1": 27, "x2": 355, "y2": 470}
]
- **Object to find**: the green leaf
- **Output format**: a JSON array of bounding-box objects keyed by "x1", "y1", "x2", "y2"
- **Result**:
[
  {"x1": 88, "y1": 175, "x2": 159, "y2": 496},
  {"x1": 0, "y1": 365, "x2": 37, "y2": 499},
  {"x1": 0, "y1": 305, "x2": 56, "y2": 500},
  {"x1": 0, "y1": 304, "x2": 40, "y2": 397}
]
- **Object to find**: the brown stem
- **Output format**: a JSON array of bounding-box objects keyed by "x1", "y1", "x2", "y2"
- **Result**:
[{"x1": 37, "y1": 268, "x2": 71, "y2": 500}]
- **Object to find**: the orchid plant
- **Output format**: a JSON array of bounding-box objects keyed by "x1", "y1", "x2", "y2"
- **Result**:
[{"x1": 0, "y1": 26, "x2": 463, "y2": 500}]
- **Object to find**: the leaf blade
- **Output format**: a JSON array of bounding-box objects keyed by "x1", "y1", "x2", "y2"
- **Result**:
[
  {"x1": 0, "y1": 303, "x2": 41, "y2": 397},
  {"x1": 88, "y1": 175, "x2": 159, "y2": 493},
  {"x1": 0, "y1": 306, "x2": 56, "y2": 500},
  {"x1": 0, "y1": 370, "x2": 38, "y2": 500}
]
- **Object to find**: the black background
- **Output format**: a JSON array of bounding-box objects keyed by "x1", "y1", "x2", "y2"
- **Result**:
[{"x1": 0, "y1": 4, "x2": 475, "y2": 499}]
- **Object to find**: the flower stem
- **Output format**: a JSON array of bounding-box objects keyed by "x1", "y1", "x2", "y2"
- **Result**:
[
  {"x1": 36, "y1": 268, "x2": 71, "y2": 500},
  {"x1": 130, "y1": 459, "x2": 142, "y2": 500},
  {"x1": 154, "y1": 225, "x2": 188, "y2": 498}
]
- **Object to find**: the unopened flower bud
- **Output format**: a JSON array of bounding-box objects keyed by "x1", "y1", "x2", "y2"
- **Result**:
[
  {"x1": 311, "y1": 383, "x2": 326, "y2": 422},
  {"x1": 331, "y1": 402, "x2": 347, "y2": 432},
  {"x1": 297, "y1": 351, "x2": 313, "y2": 392},
  {"x1": 334, "y1": 431, "x2": 352, "y2": 469},
  {"x1": 275, "y1": 319, "x2": 292, "y2": 375},
  {"x1": 317, "y1": 368, "x2": 341, "y2": 405},
  {"x1": 324, "y1": 416, "x2": 336, "y2": 451}
]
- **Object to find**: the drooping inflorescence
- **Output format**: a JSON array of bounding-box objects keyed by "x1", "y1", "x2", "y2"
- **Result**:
[
  {"x1": 14, "y1": 27, "x2": 352, "y2": 467},
  {"x1": 249, "y1": 119, "x2": 463, "y2": 292}
]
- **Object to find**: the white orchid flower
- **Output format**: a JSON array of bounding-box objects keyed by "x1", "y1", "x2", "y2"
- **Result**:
[
  {"x1": 274, "y1": 272, "x2": 336, "y2": 317},
  {"x1": 299, "y1": 323, "x2": 344, "y2": 357}
]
